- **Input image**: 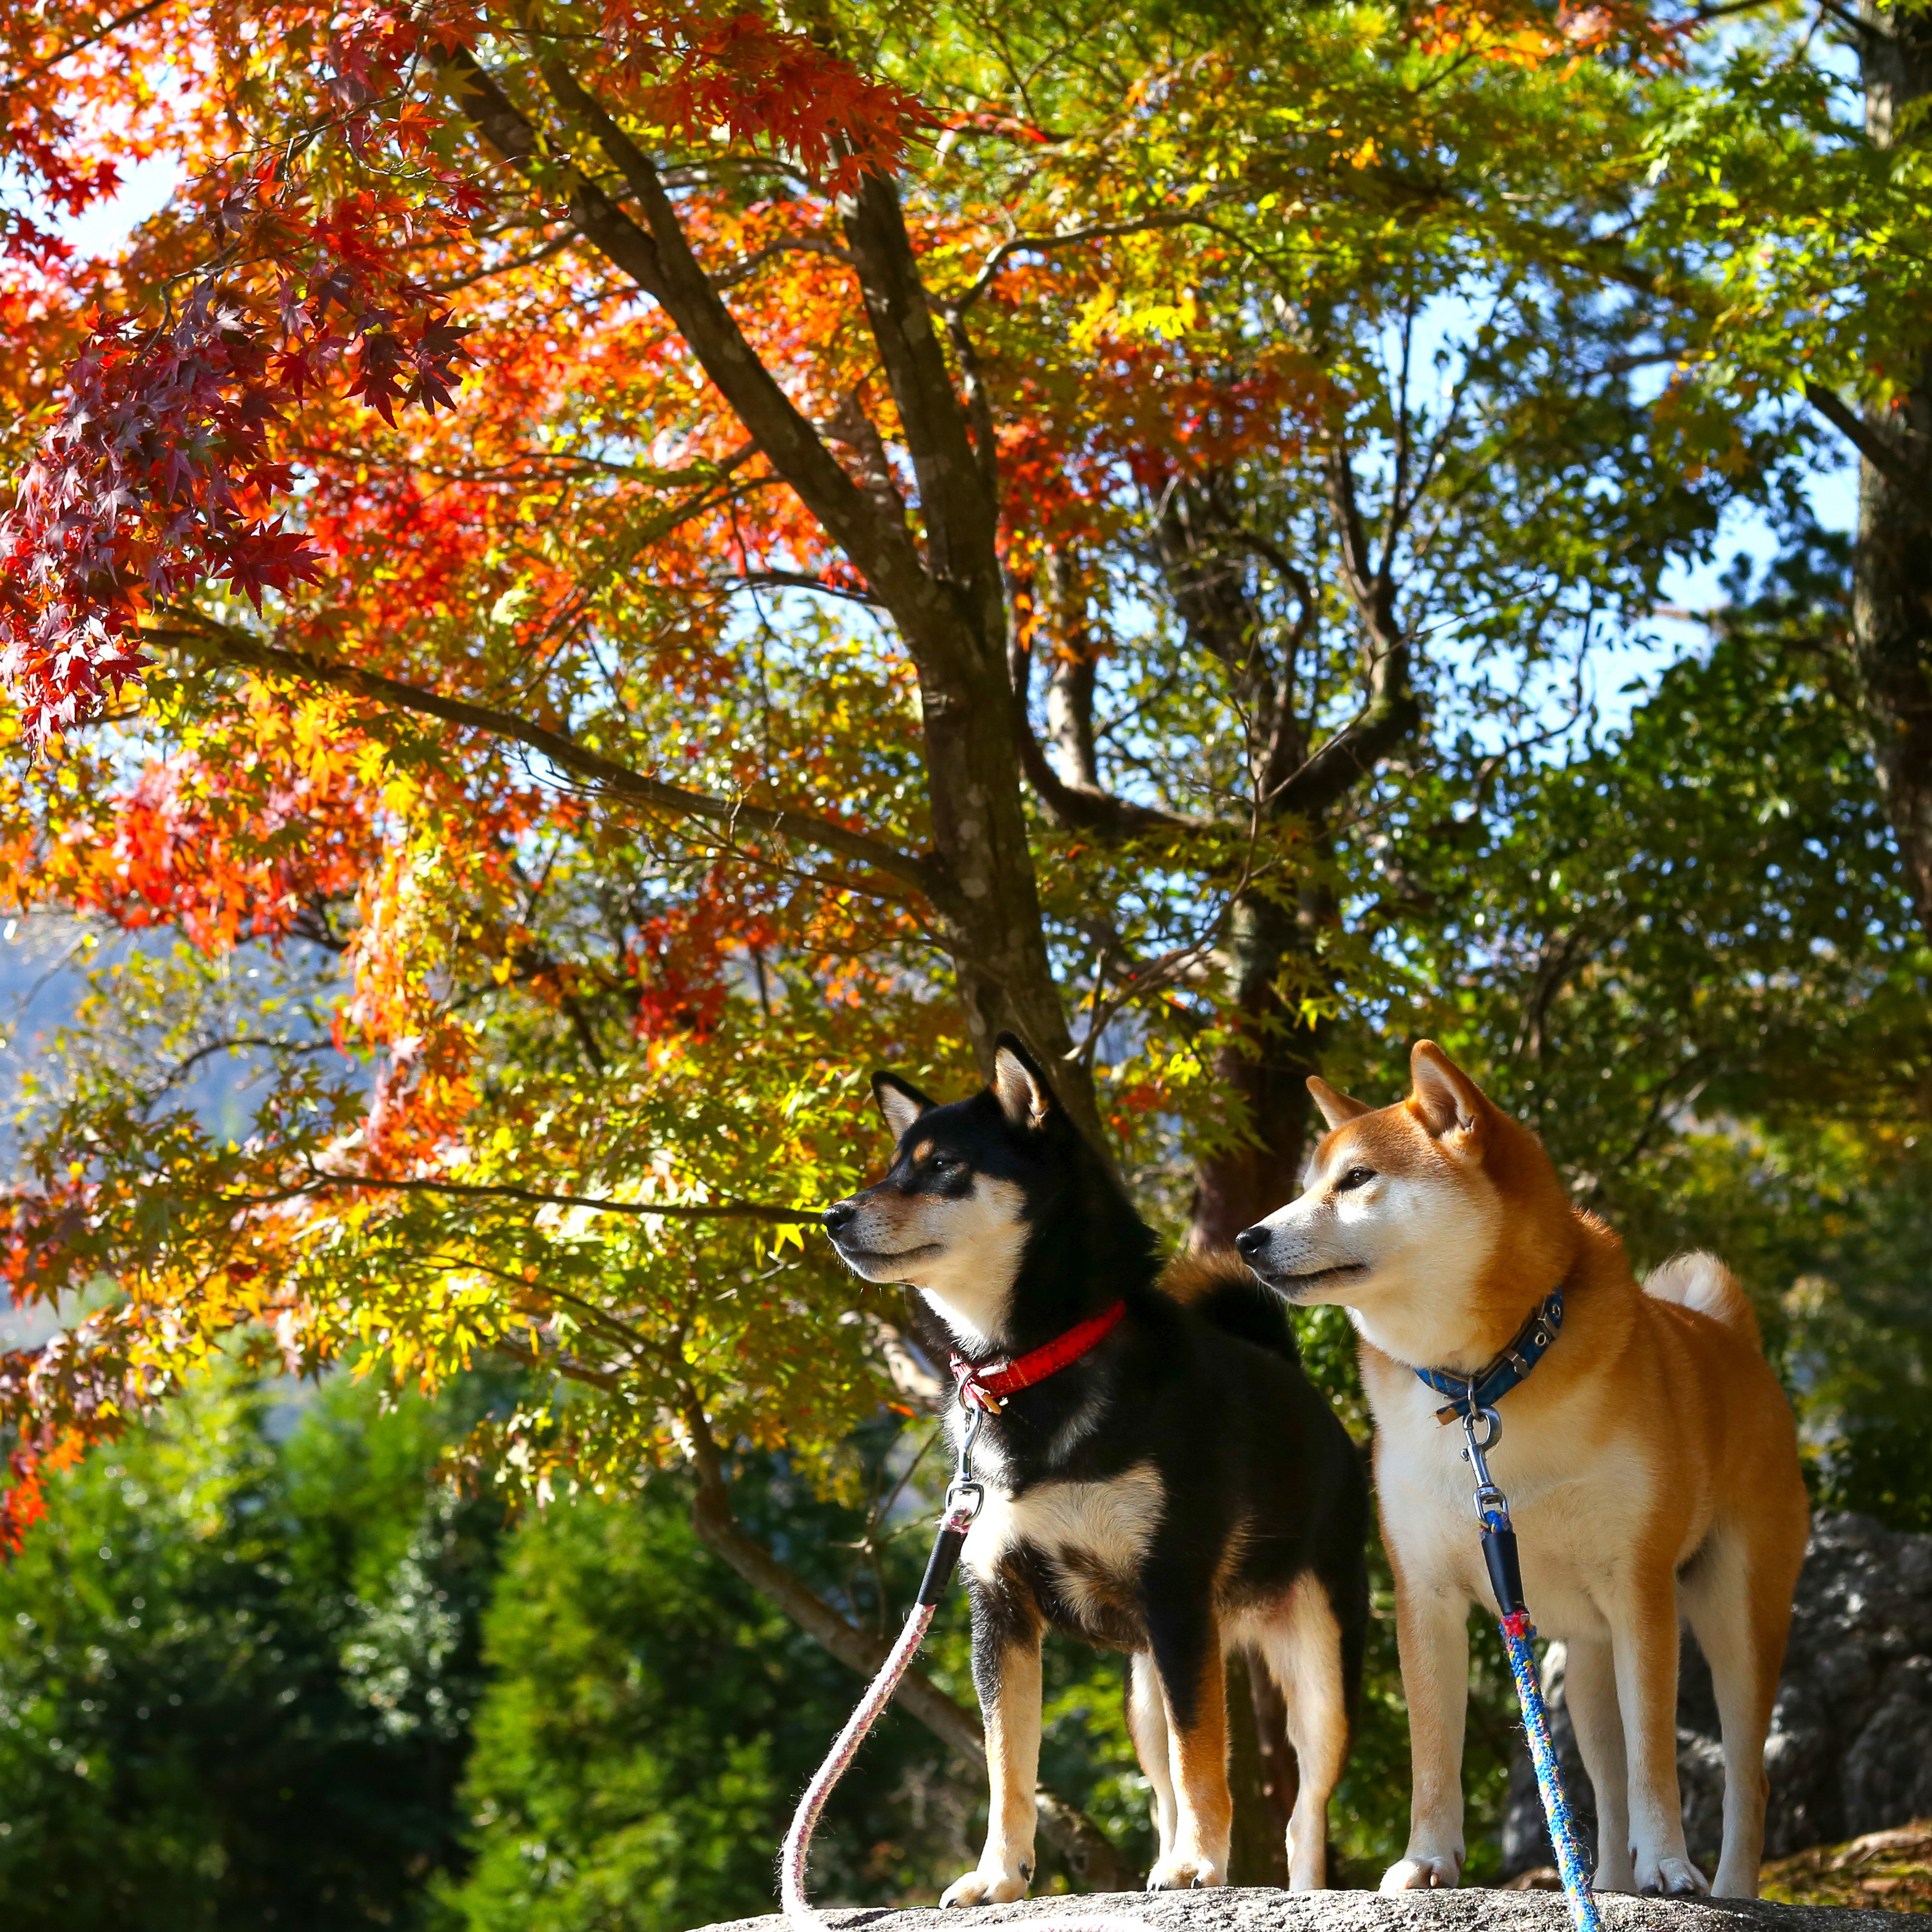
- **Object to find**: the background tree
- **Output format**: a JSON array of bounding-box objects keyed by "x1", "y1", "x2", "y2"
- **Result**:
[
  {"x1": 1380, "y1": 530, "x2": 1932, "y2": 1526},
  {"x1": 1614, "y1": 0, "x2": 1932, "y2": 938},
  {"x1": 0, "y1": 1364, "x2": 496, "y2": 1931},
  {"x1": 1845, "y1": 0, "x2": 1932, "y2": 942}
]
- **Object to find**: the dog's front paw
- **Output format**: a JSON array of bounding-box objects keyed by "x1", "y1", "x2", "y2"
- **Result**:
[
  {"x1": 941, "y1": 1866, "x2": 1030, "y2": 1908},
  {"x1": 1637, "y1": 1855, "x2": 1709, "y2": 1899},
  {"x1": 1146, "y1": 1854, "x2": 1224, "y2": 1890},
  {"x1": 1380, "y1": 1852, "x2": 1462, "y2": 1892}
]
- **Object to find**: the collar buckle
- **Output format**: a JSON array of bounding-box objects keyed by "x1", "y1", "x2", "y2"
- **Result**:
[
  {"x1": 1416, "y1": 1285, "x2": 1565, "y2": 1424},
  {"x1": 955, "y1": 1377, "x2": 1005, "y2": 1415},
  {"x1": 948, "y1": 1299, "x2": 1127, "y2": 1416}
]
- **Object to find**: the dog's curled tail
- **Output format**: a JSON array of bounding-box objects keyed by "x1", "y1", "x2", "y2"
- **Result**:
[
  {"x1": 1158, "y1": 1249, "x2": 1300, "y2": 1362},
  {"x1": 1643, "y1": 1250, "x2": 1760, "y2": 1345}
]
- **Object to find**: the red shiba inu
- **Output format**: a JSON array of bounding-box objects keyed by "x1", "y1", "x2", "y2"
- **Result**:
[{"x1": 1234, "y1": 1041, "x2": 1809, "y2": 1900}]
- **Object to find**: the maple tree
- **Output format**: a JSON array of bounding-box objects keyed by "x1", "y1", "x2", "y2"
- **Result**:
[{"x1": 1, "y1": 0, "x2": 1926, "y2": 1888}]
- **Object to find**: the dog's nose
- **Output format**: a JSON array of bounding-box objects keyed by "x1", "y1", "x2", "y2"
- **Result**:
[
  {"x1": 823, "y1": 1201, "x2": 856, "y2": 1236},
  {"x1": 1233, "y1": 1225, "x2": 1269, "y2": 1261}
]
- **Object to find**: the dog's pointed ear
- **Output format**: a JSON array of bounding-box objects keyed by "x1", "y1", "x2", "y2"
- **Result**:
[
  {"x1": 872, "y1": 1071, "x2": 937, "y2": 1142},
  {"x1": 1306, "y1": 1076, "x2": 1371, "y2": 1131},
  {"x1": 1408, "y1": 1041, "x2": 1487, "y2": 1141},
  {"x1": 991, "y1": 1033, "x2": 1057, "y2": 1131}
]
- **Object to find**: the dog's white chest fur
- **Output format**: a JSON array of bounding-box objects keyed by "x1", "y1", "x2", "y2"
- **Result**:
[
  {"x1": 962, "y1": 1455, "x2": 1165, "y2": 1614},
  {"x1": 1374, "y1": 1378, "x2": 1657, "y2": 1634}
]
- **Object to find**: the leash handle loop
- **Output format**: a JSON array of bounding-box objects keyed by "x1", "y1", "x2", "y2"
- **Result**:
[{"x1": 916, "y1": 1524, "x2": 969, "y2": 1606}]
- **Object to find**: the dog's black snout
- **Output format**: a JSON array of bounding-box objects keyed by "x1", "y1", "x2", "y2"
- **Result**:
[
  {"x1": 1233, "y1": 1225, "x2": 1269, "y2": 1261},
  {"x1": 823, "y1": 1200, "x2": 857, "y2": 1236}
]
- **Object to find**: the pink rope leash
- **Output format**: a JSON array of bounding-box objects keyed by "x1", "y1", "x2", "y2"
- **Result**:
[
  {"x1": 780, "y1": 1401, "x2": 1144, "y2": 1932},
  {"x1": 780, "y1": 1531, "x2": 957, "y2": 1932}
]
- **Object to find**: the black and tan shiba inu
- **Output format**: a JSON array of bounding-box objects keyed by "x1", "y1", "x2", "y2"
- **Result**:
[
  {"x1": 1235, "y1": 1042, "x2": 1809, "y2": 1900},
  {"x1": 823, "y1": 1035, "x2": 1369, "y2": 1899}
]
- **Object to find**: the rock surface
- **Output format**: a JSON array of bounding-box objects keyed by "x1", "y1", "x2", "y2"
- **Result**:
[
  {"x1": 1502, "y1": 1514, "x2": 1932, "y2": 1874},
  {"x1": 696, "y1": 1889, "x2": 1923, "y2": 1932}
]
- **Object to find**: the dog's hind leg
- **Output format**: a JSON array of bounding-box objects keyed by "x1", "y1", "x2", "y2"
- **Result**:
[
  {"x1": 942, "y1": 1599, "x2": 1044, "y2": 1907},
  {"x1": 1259, "y1": 1573, "x2": 1350, "y2": 1890},
  {"x1": 1681, "y1": 1521, "x2": 1798, "y2": 1898},
  {"x1": 1564, "y1": 1635, "x2": 1635, "y2": 1890},
  {"x1": 1143, "y1": 1590, "x2": 1231, "y2": 1889},
  {"x1": 1126, "y1": 1649, "x2": 1179, "y2": 1862}
]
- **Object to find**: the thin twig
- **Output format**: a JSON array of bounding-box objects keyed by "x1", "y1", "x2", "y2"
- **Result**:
[{"x1": 226, "y1": 1170, "x2": 822, "y2": 1222}]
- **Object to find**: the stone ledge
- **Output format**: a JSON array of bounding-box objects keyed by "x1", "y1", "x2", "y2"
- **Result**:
[{"x1": 695, "y1": 1888, "x2": 1926, "y2": 1932}]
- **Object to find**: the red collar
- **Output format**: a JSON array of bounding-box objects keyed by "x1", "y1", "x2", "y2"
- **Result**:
[{"x1": 949, "y1": 1301, "x2": 1127, "y2": 1413}]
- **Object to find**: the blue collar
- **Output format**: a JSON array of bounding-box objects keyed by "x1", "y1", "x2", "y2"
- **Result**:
[{"x1": 1414, "y1": 1287, "x2": 1565, "y2": 1425}]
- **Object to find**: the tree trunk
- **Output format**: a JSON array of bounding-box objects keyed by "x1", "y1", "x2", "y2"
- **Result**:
[
  {"x1": 916, "y1": 615, "x2": 1096, "y2": 1107},
  {"x1": 1854, "y1": 2, "x2": 1932, "y2": 945},
  {"x1": 454, "y1": 58, "x2": 1101, "y2": 1139},
  {"x1": 1189, "y1": 887, "x2": 1324, "y2": 1248}
]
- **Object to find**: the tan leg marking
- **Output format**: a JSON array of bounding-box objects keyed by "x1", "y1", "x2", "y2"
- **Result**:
[
  {"x1": 1260, "y1": 1574, "x2": 1350, "y2": 1890},
  {"x1": 1147, "y1": 1633, "x2": 1231, "y2": 1889},
  {"x1": 941, "y1": 1630, "x2": 1042, "y2": 1907}
]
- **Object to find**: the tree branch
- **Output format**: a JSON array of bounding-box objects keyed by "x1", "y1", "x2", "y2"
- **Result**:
[
  {"x1": 9, "y1": 0, "x2": 169, "y2": 85},
  {"x1": 1255, "y1": 439, "x2": 1421, "y2": 818},
  {"x1": 145, "y1": 612, "x2": 938, "y2": 901},
  {"x1": 1216, "y1": 520, "x2": 1318, "y2": 805},
  {"x1": 436, "y1": 45, "x2": 941, "y2": 635},
  {"x1": 729, "y1": 569, "x2": 885, "y2": 608},
  {"x1": 942, "y1": 307, "x2": 1002, "y2": 503},
  {"x1": 1008, "y1": 631, "x2": 1206, "y2": 839},
  {"x1": 842, "y1": 170, "x2": 1000, "y2": 596},
  {"x1": 1805, "y1": 381, "x2": 1932, "y2": 517},
  {"x1": 1042, "y1": 549, "x2": 1102, "y2": 793},
  {"x1": 957, "y1": 208, "x2": 1226, "y2": 311},
  {"x1": 709, "y1": 234, "x2": 855, "y2": 291},
  {"x1": 1324, "y1": 440, "x2": 1382, "y2": 622},
  {"x1": 1270, "y1": 672, "x2": 1422, "y2": 819},
  {"x1": 227, "y1": 1171, "x2": 822, "y2": 1223}
]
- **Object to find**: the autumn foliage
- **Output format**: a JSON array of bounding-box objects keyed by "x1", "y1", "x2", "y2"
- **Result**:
[{"x1": 0, "y1": 0, "x2": 1922, "y2": 1598}]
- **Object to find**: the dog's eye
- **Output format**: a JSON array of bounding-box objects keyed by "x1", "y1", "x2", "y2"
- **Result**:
[
  {"x1": 929, "y1": 1155, "x2": 960, "y2": 1173},
  {"x1": 1335, "y1": 1165, "x2": 1375, "y2": 1192}
]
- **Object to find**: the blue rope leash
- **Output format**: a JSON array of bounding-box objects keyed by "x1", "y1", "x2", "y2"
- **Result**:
[
  {"x1": 1499, "y1": 1611, "x2": 1600, "y2": 1926},
  {"x1": 1461, "y1": 1409, "x2": 1603, "y2": 1932}
]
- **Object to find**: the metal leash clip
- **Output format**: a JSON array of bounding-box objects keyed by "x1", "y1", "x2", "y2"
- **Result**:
[
  {"x1": 1459, "y1": 1402, "x2": 1507, "y2": 1526},
  {"x1": 919, "y1": 1394, "x2": 988, "y2": 1608},
  {"x1": 941, "y1": 1392, "x2": 988, "y2": 1527},
  {"x1": 1459, "y1": 1402, "x2": 1527, "y2": 1622}
]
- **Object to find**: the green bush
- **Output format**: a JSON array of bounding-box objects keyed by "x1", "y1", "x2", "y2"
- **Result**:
[
  {"x1": 0, "y1": 1366, "x2": 494, "y2": 1931},
  {"x1": 440, "y1": 1455, "x2": 969, "y2": 1932}
]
